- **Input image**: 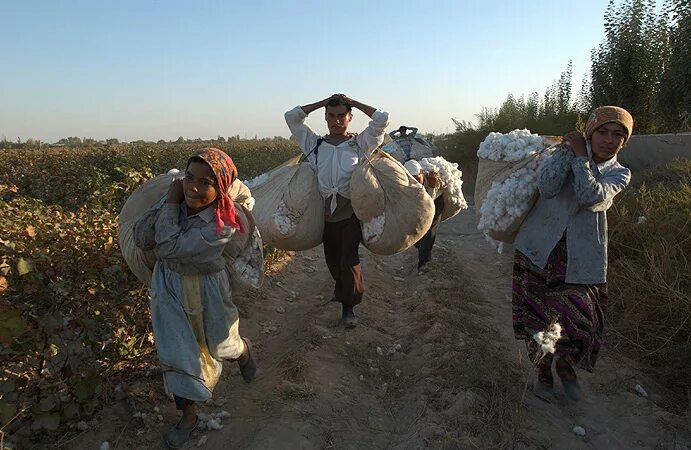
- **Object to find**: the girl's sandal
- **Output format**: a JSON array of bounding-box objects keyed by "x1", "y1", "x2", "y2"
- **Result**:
[
  {"x1": 238, "y1": 337, "x2": 257, "y2": 383},
  {"x1": 163, "y1": 415, "x2": 198, "y2": 449}
]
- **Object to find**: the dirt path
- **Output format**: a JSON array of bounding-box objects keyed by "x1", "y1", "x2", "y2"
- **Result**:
[{"x1": 73, "y1": 207, "x2": 690, "y2": 450}]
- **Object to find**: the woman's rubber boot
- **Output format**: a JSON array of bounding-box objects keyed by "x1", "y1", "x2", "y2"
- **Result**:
[
  {"x1": 533, "y1": 360, "x2": 555, "y2": 403},
  {"x1": 557, "y1": 360, "x2": 582, "y2": 402},
  {"x1": 238, "y1": 338, "x2": 257, "y2": 383}
]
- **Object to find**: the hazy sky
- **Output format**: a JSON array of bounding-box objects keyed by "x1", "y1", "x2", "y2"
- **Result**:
[{"x1": 1, "y1": 0, "x2": 614, "y2": 142}]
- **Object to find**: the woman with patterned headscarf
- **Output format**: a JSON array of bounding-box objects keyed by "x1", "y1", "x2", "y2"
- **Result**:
[
  {"x1": 133, "y1": 148, "x2": 256, "y2": 448},
  {"x1": 511, "y1": 106, "x2": 634, "y2": 403}
]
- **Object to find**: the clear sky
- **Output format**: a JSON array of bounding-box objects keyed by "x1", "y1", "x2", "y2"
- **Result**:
[{"x1": 0, "y1": 0, "x2": 615, "y2": 142}]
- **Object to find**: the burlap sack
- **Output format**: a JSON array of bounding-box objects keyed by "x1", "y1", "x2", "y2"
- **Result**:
[
  {"x1": 410, "y1": 138, "x2": 435, "y2": 160},
  {"x1": 440, "y1": 189, "x2": 466, "y2": 222},
  {"x1": 351, "y1": 152, "x2": 435, "y2": 255},
  {"x1": 380, "y1": 141, "x2": 407, "y2": 163},
  {"x1": 118, "y1": 173, "x2": 173, "y2": 287},
  {"x1": 118, "y1": 173, "x2": 263, "y2": 288},
  {"x1": 474, "y1": 155, "x2": 542, "y2": 243},
  {"x1": 250, "y1": 155, "x2": 324, "y2": 251}
]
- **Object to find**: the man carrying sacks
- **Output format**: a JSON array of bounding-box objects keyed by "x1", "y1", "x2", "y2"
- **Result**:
[
  {"x1": 284, "y1": 94, "x2": 389, "y2": 328},
  {"x1": 404, "y1": 160, "x2": 444, "y2": 274}
]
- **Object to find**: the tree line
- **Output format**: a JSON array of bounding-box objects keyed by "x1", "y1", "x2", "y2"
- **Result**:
[{"x1": 436, "y1": 0, "x2": 689, "y2": 170}]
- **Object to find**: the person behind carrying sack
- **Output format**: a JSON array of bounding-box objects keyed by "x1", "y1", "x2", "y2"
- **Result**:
[
  {"x1": 389, "y1": 125, "x2": 419, "y2": 161},
  {"x1": 404, "y1": 160, "x2": 443, "y2": 274},
  {"x1": 133, "y1": 148, "x2": 257, "y2": 449},
  {"x1": 511, "y1": 106, "x2": 634, "y2": 404},
  {"x1": 284, "y1": 94, "x2": 389, "y2": 328}
]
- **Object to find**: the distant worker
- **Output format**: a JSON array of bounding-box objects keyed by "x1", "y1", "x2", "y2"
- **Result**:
[
  {"x1": 389, "y1": 125, "x2": 418, "y2": 161},
  {"x1": 404, "y1": 160, "x2": 444, "y2": 274}
]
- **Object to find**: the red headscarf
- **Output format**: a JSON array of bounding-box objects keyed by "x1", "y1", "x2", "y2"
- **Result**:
[{"x1": 189, "y1": 148, "x2": 244, "y2": 236}]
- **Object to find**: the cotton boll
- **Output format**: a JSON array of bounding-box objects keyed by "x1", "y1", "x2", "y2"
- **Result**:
[
  {"x1": 477, "y1": 130, "x2": 552, "y2": 241},
  {"x1": 273, "y1": 200, "x2": 297, "y2": 235},
  {"x1": 478, "y1": 129, "x2": 546, "y2": 161},
  {"x1": 533, "y1": 322, "x2": 562, "y2": 355},
  {"x1": 362, "y1": 213, "x2": 385, "y2": 243},
  {"x1": 207, "y1": 418, "x2": 223, "y2": 430},
  {"x1": 416, "y1": 156, "x2": 468, "y2": 212}
]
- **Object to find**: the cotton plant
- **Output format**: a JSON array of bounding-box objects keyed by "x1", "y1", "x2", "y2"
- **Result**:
[
  {"x1": 477, "y1": 129, "x2": 553, "y2": 249},
  {"x1": 362, "y1": 213, "x2": 386, "y2": 243},
  {"x1": 418, "y1": 156, "x2": 468, "y2": 211}
]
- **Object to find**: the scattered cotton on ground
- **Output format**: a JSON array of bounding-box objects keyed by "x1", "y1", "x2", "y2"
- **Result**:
[{"x1": 197, "y1": 410, "x2": 231, "y2": 432}]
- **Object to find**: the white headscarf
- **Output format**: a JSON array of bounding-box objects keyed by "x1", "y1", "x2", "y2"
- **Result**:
[{"x1": 404, "y1": 159, "x2": 422, "y2": 176}]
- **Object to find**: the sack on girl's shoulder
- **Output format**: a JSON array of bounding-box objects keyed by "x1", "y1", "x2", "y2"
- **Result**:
[
  {"x1": 118, "y1": 172, "x2": 174, "y2": 286},
  {"x1": 474, "y1": 157, "x2": 541, "y2": 243},
  {"x1": 474, "y1": 132, "x2": 561, "y2": 244},
  {"x1": 118, "y1": 173, "x2": 264, "y2": 288},
  {"x1": 250, "y1": 155, "x2": 325, "y2": 251},
  {"x1": 350, "y1": 151, "x2": 435, "y2": 255}
]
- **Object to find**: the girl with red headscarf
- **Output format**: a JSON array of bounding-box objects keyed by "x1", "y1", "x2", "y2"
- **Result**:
[{"x1": 134, "y1": 148, "x2": 256, "y2": 448}]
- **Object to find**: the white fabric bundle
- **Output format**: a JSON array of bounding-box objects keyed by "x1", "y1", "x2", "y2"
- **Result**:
[
  {"x1": 118, "y1": 171, "x2": 264, "y2": 289},
  {"x1": 249, "y1": 155, "x2": 325, "y2": 251},
  {"x1": 475, "y1": 130, "x2": 556, "y2": 246},
  {"x1": 418, "y1": 156, "x2": 468, "y2": 221},
  {"x1": 350, "y1": 152, "x2": 435, "y2": 255}
]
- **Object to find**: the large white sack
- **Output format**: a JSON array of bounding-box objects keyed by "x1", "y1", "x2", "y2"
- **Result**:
[
  {"x1": 118, "y1": 171, "x2": 264, "y2": 288},
  {"x1": 351, "y1": 151, "x2": 435, "y2": 255},
  {"x1": 250, "y1": 155, "x2": 324, "y2": 251}
]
